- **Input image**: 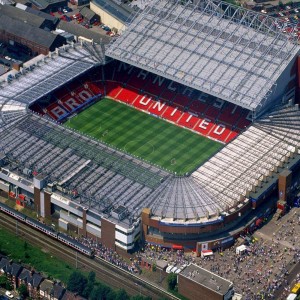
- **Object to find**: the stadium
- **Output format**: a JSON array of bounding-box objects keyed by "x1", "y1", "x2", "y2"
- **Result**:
[{"x1": 0, "y1": 0, "x2": 300, "y2": 254}]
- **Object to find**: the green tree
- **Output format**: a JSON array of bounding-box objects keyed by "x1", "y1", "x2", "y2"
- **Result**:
[
  {"x1": 0, "y1": 275, "x2": 9, "y2": 288},
  {"x1": 67, "y1": 271, "x2": 87, "y2": 295},
  {"x1": 114, "y1": 288, "x2": 129, "y2": 300},
  {"x1": 0, "y1": 275, "x2": 11, "y2": 290},
  {"x1": 88, "y1": 271, "x2": 96, "y2": 285},
  {"x1": 23, "y1": 241, "x2": 28, "y2": 251},
  {"x1": 89, "y1": 283, "x2": 113, "y2": 300},
  {"x1": 152, "y1": 263, "x2": 156, "y2": 272},
  {"x1": 167, "y1": 273, "x2": 177, "y2": 291},
  {"x1": 82, "y1": 271, "x2": 96, "y2": 298},
  {"x1": 5, "y1": 280, "x2": 13, "y2": 291},
  {"x1": 18, "y1": 284, "x2": 29, "y2": 299}
]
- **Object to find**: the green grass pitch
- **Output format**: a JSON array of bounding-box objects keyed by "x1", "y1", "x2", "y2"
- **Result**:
[{"x1": 65, "y1": 98, "x2": 223, "y2": 175}]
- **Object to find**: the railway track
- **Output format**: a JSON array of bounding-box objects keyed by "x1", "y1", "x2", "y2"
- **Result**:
[{"x1": 0, "y1": 212, "x2": 179, "y2": 300}]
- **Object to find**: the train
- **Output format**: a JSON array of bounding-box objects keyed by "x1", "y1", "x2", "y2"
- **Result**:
[{"x1": 0, "y1": 201, "x2": 94, "y2": 257}]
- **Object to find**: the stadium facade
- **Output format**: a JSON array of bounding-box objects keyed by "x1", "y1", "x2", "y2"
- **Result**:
[{"x1": 0, "y1": 0, "x2": 300, "y2": 253}]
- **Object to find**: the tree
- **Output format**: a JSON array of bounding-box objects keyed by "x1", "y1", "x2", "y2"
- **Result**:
[
  {"x1": 89, "y1": 283, "x2": 112, "y2": 300},
  {"x1": 0, "y1": 275, "x2": 8, "y2": 288},
  {"x1": 67, "y1": 271, "x2": 87, "y2": 295},
  {"x1": 5, "y1": 281, "x2": 12, "y2": 291},
  {"x1": 18, "y1": 284, "x2": 29, "y2": 299},
  {"x1": 114, "y1": 288, "x2": 129, "y2": 300},
  {"x1": 152, "y1": 263, "x2": 156, "y2": 272},
  {"x1": 82, "y1": 271, "x2": 96, "y2": 298},
  {"x1": 88, "y1": 271, "x2": 96, "y2": 285},
  {"x1": 167, "y1": 273, "x2": 177, "y2": 291}
]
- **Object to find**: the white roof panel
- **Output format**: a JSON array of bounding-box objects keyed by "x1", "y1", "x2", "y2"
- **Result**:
[
  {"x1": 106, "y1": 0, "x2": 300, "y2": 111},
  {"x1": 0, "y1": 43, "x2": 105, "y2": 126}
]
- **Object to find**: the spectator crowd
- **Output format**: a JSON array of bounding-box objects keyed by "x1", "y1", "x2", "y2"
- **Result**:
[{"x1": 73, "y1": 208, "x2": 300, "y2": 300}]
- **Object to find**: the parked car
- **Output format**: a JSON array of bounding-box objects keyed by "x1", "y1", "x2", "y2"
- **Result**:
[{"x1": 5, "y1": 291, "x2": 13, "y2": 299}]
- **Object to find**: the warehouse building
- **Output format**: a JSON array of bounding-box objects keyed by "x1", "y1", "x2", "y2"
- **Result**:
[
  {"x1": 79, "y1": 6, "x2": 100, "y2": 25},
  {"x1": 57, "y1": 21, "x2": 111, "y2": 44},
  {"x1": 0, "y1": 4, "x2": 58, "y2": 30},
  {"x1": 0, "y1": 15, "x2": 66, "y2": 55},
  {"x1": 90, "y1": 0, "x2": 135, "y2": 31},
  {"x1": 29, "y1": 0, "x2": 67, "y2": 12}
]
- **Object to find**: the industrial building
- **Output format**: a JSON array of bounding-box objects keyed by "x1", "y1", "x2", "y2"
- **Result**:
[
  {"x1": 90, "y1": 0, "x2": 135, "y2": 31},
  {"x1": 0, "y1": 4, "x2": 59, "y2": 30},
  {"x1": 0, "y1": 14, "x2": 65, "y2": 55}
]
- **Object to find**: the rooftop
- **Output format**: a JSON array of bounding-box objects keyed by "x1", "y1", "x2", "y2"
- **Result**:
[
  {"x1": 80, "y1": 6, "x2": 96, "y2": 20},
  {"x1": 0, "y1": 14, "x2": 61, "y2": 47},
  {"x1": 106, "y1": 0, "x2": 300, "y2": 111},
  {"x1": 91, "y1": 0, "x2": 135, "y2": 24},
  {"x1": 180, "y1": 264, "x2": 233, "y2": 296},
  {"x1": 0, "y1": 4, "x2": 46, "y2": 28},
  {"x1": 29, "y1": 0, "x2": 64, "y2": 9},
  {"x1": 25, "y1": 6, "x2": 59, "y2": 24},
  {"x1": 57, "y1": 21, "x2": 111, "y2": 44}
]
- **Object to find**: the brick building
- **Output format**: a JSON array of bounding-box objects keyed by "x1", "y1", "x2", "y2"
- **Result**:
[
  {"x1": 0, "y1": 15, "x2": 66, "y2": 55},
  {"x1": 178, "y1": 264, "x2": 234, "y2": 300}
]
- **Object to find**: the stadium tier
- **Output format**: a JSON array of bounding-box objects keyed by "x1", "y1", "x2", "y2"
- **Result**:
[
  {"x1": 35, "y1": 61, "x2": 252, "y2": 143},
  {"x1": 106, "y1": 0, "x2": 299, "y2": 117}
]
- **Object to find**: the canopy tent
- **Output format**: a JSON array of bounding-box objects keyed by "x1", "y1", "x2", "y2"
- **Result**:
[
  {"x1": 201, "y1": 250, "x2": 213, "y2": 258},
  {"x1": 236, "y1": 245, "x2": 248, "y2": 255}
]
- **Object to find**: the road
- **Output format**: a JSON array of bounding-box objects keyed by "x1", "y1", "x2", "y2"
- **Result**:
[{"x1": 0, "y1": 212, "x2": 178, "y2": 300}]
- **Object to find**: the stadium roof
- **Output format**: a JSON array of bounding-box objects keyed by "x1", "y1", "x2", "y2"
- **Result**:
[
  {"x1": 0, "y1": 43, "x2": 105, "y2": 125},
  {"x1": 147, "y1": 104, "x2": 300, "y2": 221},
  {"x1": 0, "y1": 103, "x2": 299, "y2": 223},
  {"x1": 106, "y1": 0, "x2": 300, "y2": 111},
  {"x1": 0, "y1": 114, "x2": 169, "y2": 218}
]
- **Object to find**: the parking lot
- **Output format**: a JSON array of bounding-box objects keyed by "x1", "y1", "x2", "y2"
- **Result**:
[{"x1": 51, "y1": 5, "x2": 117, "y2": 37}]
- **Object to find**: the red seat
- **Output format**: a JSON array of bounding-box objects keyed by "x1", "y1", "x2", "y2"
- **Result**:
[
  {"x1": 116, "y1": 87, "x2": 140, "y2": 104},
  {"x1": 46, "y1": 102, "x2": 68, "y2": 120},
  {"x1": 133, "y1": 95, "x2": 154, "y2": 111},
  {"x1": 143, "y1": 75, "x2": 167, "y2": 96},
  {"x1": 106, "y1": 82, "x2": 122, "y2": 98},
  {"x1": 148, "y1": 100, "x2": 168, "y2": 116},
  {"x1": 188, "y1": 100, "x2": 208, "y2": 114},
  {"x1": 173, "y1": 94, "x2": 192, "y2": 107},
  {"x1": 177, "y1": 112, "x2": 200, "y2": 129},
  {"x1": 161, "y1": 105, "x2": 183, "y2": 123}
]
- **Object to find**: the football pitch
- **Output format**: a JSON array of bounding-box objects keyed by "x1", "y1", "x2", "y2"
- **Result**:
[{"x1": 65, "y1": 98, "x2": 223, "y2": 175}]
